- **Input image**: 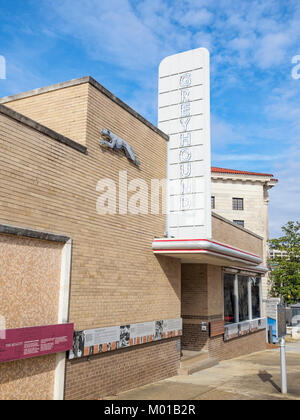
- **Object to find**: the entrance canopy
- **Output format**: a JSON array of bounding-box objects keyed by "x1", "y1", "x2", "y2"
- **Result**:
[
  {"x1": 152, "y1": 237, "x2": 262, "y2": 268},
  {"x1": 153, "y1": 212, "x2": 267, "y2": 272}
]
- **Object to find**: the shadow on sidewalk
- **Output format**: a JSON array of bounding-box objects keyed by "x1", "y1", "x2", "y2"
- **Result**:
[{"x1": 258, "y1": 370, "x2": 281, "y2": 393}]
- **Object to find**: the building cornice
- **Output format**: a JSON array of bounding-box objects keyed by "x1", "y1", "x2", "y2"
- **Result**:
[
  {"x1": 211, "y1": 174, "x2": 277, "y2": 187},
  {"x1": 0, "y1": 223, "x2": 71, "y2": 243},
  {"x1": 0, "y1": 76, "x2": 169, "y2": 142}
]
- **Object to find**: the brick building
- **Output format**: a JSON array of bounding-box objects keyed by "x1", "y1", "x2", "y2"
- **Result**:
[{"x1": 0, "y1": 75, "x2": 269, "y2": 400}]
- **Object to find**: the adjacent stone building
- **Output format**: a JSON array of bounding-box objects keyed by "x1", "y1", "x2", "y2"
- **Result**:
[{"x1": 211, "y1": 167, "x2": 278, "y2": 303}]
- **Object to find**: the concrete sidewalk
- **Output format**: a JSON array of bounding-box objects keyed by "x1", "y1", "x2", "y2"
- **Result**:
[{"x1": 104, "y1": 342, "x2": 300, "y2": 400}]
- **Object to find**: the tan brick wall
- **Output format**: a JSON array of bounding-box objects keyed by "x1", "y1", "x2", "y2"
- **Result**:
[
  {"x1": 2, "y1": 84, "x2": 89, "y2": 146},
  {"x1": 0, "y1": 87, "x2": 180, "y2": 329},
  {"x1": 65, "y1": 338, "x2": 180, "y2": 400},
  {"x1": 181, "y1": 264, "x2": 208, "y2": 317},
  {"x1": 181, "y1": 264, "x2": 223, "y2": 351},
  {"x1": 212, "y1": 214, "x2": 263, "y2": 258},
  {"x1": 182, "y1": 323, "x2": 208, "y2": 351},
  {"x1": 209, "y1": 330, "x2": 266, "y2": 361},
  {"x1": 182, "y1": 264, "x2": 223, "y2": 318},
  {"x1": 0, "y1": 82, "x2": 181, "y2": 399},
  {"x1": 207, "y1": 265, "x2": 223, "y2": 316}
]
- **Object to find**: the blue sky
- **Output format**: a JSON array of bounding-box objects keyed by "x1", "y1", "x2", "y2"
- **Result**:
[{"x1": 0, "y1": 0, "x2": 299, "y2": 237}]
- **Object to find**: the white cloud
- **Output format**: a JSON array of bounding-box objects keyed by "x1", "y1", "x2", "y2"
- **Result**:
[
  {"x1": 46, "y1": 0, "x2": 166, "y2": 71},
  {"x1": 269, "y1": 149, "x2": 300, "y2": 237},
  {"x1": 229, "y1": 38, "x2": 253, "y2": 51},
  {"x1": 211, "y1": 114, "x2": 245, "y2": 147},
  {"x1": 193, "y1": 31, "x2": 213, "y2": 50},
  {"x1": 0, "y1": 53, "x2": 49, "y2": 98},
  {"x1": 254, "y1": 32, "x2": 292, "y2": 69},
  {"x1": 41, "y1": 0, "x2": 300, "y2": 78},
  {"x1": 175, "y1": 8, "x2": 213, "y2": 28}
]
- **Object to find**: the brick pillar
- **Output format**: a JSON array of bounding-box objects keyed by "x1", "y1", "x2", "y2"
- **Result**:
[
  {"x1": 181, "y1": 264, "x2": 208, "y2": 351},
  {"x1": 181, "y1": 264, "x2": 224, "y2": 352}
]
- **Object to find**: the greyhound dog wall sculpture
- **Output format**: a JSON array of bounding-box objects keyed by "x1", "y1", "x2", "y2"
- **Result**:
[{"x1": 99, "y1": 129, "x2": 141, "y2": 167}]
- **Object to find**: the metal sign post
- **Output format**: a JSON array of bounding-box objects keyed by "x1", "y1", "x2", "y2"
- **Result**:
[
  {"x1": 277, "y1": 299, "x2": 287, "y2": 394},
  {"x1": 280, "y1": 337, "x2": 287, "y2": 394}
]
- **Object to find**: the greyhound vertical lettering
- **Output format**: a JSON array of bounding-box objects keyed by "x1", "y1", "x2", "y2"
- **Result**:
[{"x1": 179, "y1": 72, "x2": 192, "y2": 210}]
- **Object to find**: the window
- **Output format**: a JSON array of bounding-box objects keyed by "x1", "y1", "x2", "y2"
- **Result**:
[
  {"x1": 224, "y1": 273, "x2": 235, "y2": 325},
  {"x1": 211, "y1": 196, "x2": 215, "y2": 209},
  {"x1": 251, "y1": 277, "x2": 261, "y2": 319},
  {"x1": 233, "y1": 198, "x2": 244, "y2": 210},
  {"x1": 223, "y1": 273, "x2": 261, "y2": 324},
  {"x1": 233, "y1": 220, "x2": 244, "y2": 228},
  {"x1": 238, "y1": 276, "x2": 249, "y2": 322}
]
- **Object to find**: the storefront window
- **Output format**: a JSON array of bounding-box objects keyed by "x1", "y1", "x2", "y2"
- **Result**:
[
  {"x1": 251, "y1": 277, "x2": 261, "y2": 319},
  {"x1": 238, "y1": 276, "x2": 249, "y2": 322},
  {"x1": 224, "y1": 273, "x2": 235, "y2": 324},
  {"x1": 223, "y1": 272, "x2": 262, "y2": 325}
]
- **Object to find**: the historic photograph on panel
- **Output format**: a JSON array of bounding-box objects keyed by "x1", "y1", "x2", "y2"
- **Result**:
[
  {"x1": 155, "y1": 321, "x2": 164, "y2": 340},
  {"x1": 69, "y1": 331, "x2": 85, "y2": 359},
  {"x1": 119, "y1": 325, "x2": 130, "y2": 348}
]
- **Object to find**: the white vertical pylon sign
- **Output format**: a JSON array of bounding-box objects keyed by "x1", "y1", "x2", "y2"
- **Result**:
[{"x1": 158, "y1": 48, "x2": 212, "y2": 239}]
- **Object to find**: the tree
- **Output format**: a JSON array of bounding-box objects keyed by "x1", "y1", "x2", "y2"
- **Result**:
[{"x1": 269, "y1": 221, "x2": 300, "y2": 305}]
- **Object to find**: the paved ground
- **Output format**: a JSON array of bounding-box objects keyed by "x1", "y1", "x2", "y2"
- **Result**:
[{"x1": 105, "y1": 341, "x2": 300, "y2": 400}]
